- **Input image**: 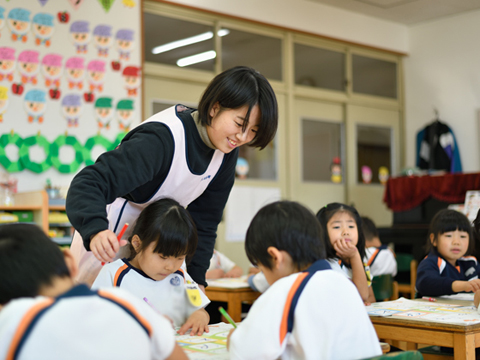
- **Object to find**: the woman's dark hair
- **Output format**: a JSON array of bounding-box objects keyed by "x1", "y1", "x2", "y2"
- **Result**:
[
  {"x1": 128, "y1": 198, "x2": 198, "y2": 262},
  {"x1": 245, "y1": 201, "x2": 325, "y2": 271},
  {"x1": 316, "y1": 202, "x2": 366, "y2": 261},
  {"x1": 0, "y1": 223, "x2": 70, "y2": 305},
  {"x1": 198, "y1": 66, "x2": 278, "y2": 150},
  {"x1": 426, "y1": 209, "x2": 474, "y2": 254}
]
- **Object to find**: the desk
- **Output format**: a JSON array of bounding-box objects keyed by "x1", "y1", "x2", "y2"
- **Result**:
[
  {"x1": 205, "y1": 286, "x2": 261, "y2": 322},
  {"x1": 368, "y1": 297, "x2": 480, "y2": 360}
]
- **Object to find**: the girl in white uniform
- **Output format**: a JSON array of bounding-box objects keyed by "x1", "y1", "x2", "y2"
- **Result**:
[
  {"x1": 228, "y1": 201, "x2": 382, "y2": 360},
  {"x1": 316, "y1": 203, "x2": 376, "y2": 304},
  {"x1": 92, "y1": 198, "x2": 210, "y2": 336}
]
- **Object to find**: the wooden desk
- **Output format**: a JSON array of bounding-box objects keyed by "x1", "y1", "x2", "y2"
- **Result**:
[
  {"x1": 370, "y1": 315, "x2": 480, "y2": 360},
  {"x1": 205, "y1": 286, "x2": 261, "y2": 322}
]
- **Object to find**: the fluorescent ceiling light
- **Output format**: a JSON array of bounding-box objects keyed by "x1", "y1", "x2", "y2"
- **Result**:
[
  {"x1": 152, "y1": 29, "x2": 230, "y2": 55},
  {"x1": 177, "y1": 50, "x2": 216, "y2": 67}
]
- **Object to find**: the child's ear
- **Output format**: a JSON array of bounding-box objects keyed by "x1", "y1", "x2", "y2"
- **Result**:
[
  {"x1": 131, "y1": 235, "x2": 142, "y2": 253},
  {"x1": 62, "y1": 248, "x2": 78, "y2": 279},
  {"x1": 266, "y1": 246, "x2": 284, "y2": 269},
  {"x1": 430, "y1": 233, "x2": 437, "y2": 247}
]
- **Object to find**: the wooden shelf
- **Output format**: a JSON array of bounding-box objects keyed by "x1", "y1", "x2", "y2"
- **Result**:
[{"x1": 0, "y1": 190, "x2": 49, "y2": 231}]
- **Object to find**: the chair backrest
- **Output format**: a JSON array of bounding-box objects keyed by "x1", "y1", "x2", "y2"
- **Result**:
[
  {"x1": 396, "y1": 253, "x2": 414, "y2": 272},
  {"x1": 394, "y1": 253, "x2": 418, "y2": 299},
  {"x1": 359, "y1": 350, "x2": 424, "y2": 360},
  {"x1": 372, "y1": 274, "x2": 394, "y2": 301}
]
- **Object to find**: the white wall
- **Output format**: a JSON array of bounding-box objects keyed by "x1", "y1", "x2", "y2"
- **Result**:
[
  {"x1": 405, "y1": 10, "x2": 480, "y2": 172},
  {"x1": 165, "y1": 0, "x2": 409, "y2": 54}
]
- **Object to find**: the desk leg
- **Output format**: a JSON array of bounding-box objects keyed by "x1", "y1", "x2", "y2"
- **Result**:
[
  {"x1": 453, "y1": 333, "x2": 475, "y2": 360},
  {"x1": 405, "y1": 342, "x2": 417, "y2": 350},
  {"x1": 227, "y1": 293, "x2": 243, "y2": 323}
]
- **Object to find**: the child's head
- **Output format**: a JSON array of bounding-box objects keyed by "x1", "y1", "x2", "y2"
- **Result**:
[
  {"x1": 426, "y1": 209, "x2": 473, "y2": 261},
  {"x1": 316, "y1": 203, "x2": 366, "y2": 261},
  {"x1": 128, "y1": 198, "x2": 198, "y2": 281},
  {"x1": 0, "y1": 224, "x2": 74, "y2": 305},
  {"x1": 361, "y1": 216, "x2": 381, "y2": 248},
  {"x1": 245, "y1": 200, "x2": 325, "y2": 284},
  {"x1": 198, "y1": 66, "x2": 278, "y2": 150}
]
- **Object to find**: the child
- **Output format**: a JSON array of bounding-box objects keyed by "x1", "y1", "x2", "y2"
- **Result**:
[
  {"x1": 316, "y1": 203, "x2": 376, "y2": 304},
  {"x1": 362, "y1": 216, "x2": 397, "y2": 277},
  {"x1": 416, "y1": 209, "x2": 480, "y2": 297},
  {"x1": 206, "y1": 250, "x2": 243, "y2": 279},
  {"x1": 92, "y1": 198, "x2": 210, "y2": 336},
  {"x1": 228, "y1": 201, "x2": 382, "y2": 359},
  {"x1": 0, "y1": 223, "x2": 187, "y2": 360}
]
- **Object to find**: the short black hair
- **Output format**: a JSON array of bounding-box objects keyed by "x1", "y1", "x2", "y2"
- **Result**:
[
  {"x1": 426, "y1": 209, "x2": 474, "y2": 254},
  {"x1": 127, "y1": 198, "x2": 198, "y2": 262},
  {"x1": 316, "y1": 202, "x2": 366, "y2": 261},
  {"x1": 197, "y1": 66, "x2": 278, "y2": 149},
  {"x1": 245, "y1": 201, "x2": 325, "y2": 271},
  {"x1": 0, "y1": 223, "x2": 70, "y2": 305},
  {"x1": 361, "y1": 216, "x2": 378, "y2": 242}
]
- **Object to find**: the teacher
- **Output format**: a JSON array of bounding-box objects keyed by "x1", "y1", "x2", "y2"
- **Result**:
[{"x1": 66, "y1": 66, "x2": 278, "y2": 288}]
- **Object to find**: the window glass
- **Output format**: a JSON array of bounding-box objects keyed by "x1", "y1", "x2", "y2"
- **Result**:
[
  {"x1": 237, "y1": 140, "x2": 277, "y2": 181},
  {"x1": 352, "y1": 55, "x2": 397, "y2": 98},
  {"x1": 294, "y1": 44, "x2": 345, "y2": 91},
  {"x1": 302, "y1": 119, "x2": 343, "y2": 182},
  {"x1": 356, "y1": 125, "x2": 392, "y2": 185},
  {"x1": 143, "y1": 12, "x2": 215, "y2": 72},
  {"x1": 222, "y1": 28, "x2": 282, "y2": 81}
]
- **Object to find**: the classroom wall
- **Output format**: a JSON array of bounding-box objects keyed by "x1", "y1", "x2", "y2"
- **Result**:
[
  {"x1": 163, "y1": 0, "x2": 409, "y2": 54},
  {"x1": 0, "y1": 0, "x2": 141, "y2": 194},
  {"x1": 404, "y1": 10, "x2": 480, "y2": 173}
]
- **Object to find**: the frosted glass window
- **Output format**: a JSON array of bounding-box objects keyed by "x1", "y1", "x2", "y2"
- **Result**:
[
  {"x1": 222, "y1": 28, "x2": 282, "y2": 81},
  {"x1": 352, "y1": 55, "x2": 397, "y2": 98},
  {"x1": 302, "y1": 119, "x2": 343, "y2": 182},
  {"x1": 237, "y1": 139, "x2": 277, "y2": 181},
  {"x1": 357, "y1": 125, "x2": 392, "y2": 185},
  {"x1": 143, "y1": 13, "x2": 215, "y2": 72},
  {"x1": 294, "y1": 44, "x2": 345, "y2": 91}
]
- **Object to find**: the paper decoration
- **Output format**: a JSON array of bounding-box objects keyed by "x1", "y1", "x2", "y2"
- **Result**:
[
  {"x1": 93, "y1": 24, "x2": 113, "y2": 57},
  {"x1": 331, "y1": 156, "x2": 342, "y2": 183},
  {"x1": 68, "y1": 0, "x2": 84, "y2": 10},
  {"x1": 115, "y1": 28, "x2": 134, "y2": 60},
  {"x1": 42, "y1": 53, "x2": 63, "y2": 88},
  {"x1": 87, "y1": 59, "x2": 106, "y2": 92},
  {"x1": 7, "y1": 8, "x2": 31, "y2": 42},
  {"x1": 98, "y1": 0, "x2": 115, "y2": 13},
  {"x1": 116, "y1": 99, "x2": 134, "y2": 131},
  {"x1": 122, "y1": 65, "x2": 140, "y2": 97},
  {"x1": 70, "y1": 20, "x2": 90, "y2": 53},
  {"x1": 65, "y1": 56, "x2": 85, "y2": 90},
  {"x1": 18, "y1": 50, "x2": 40, "y2": 85},
  {"x1": 0, "y1": 86, "x2": 9, "y2": 122},
  {"x1": 61, "y1": 93, "x2": 83, "y2": 127},
  {"x1": 57, "y1": 11, "x2": 70, "y2": 23},
  {"x1": 38, "y1": 0, "x2": 49, "y2": 7},
  {"x1": 11, "y1": 83, "x2": 24, "y2": 96},
  {"x1": 362, "y1": 165, "x2": 372, "y2": 184},
  {"x1": 0, "y1": 47, "x2": 15, "y2": 82},
  {"x1": 32, "y1": 13, "x2": 55, "y2": 46},
  {"x1": 122, "y1": 0, "x2": 135, "y2": 8},
  {"x1": 94, "y1": 97, "x2": 113, "y2": 130},
  {"x1": 0, "y1": 7, "x2": 6, "y2": 37},
  {"x1": 24, "y1": 89, "x2": 47, "y2": 123},
  {"x1": 378, "y1": 166, "x2": 389, "y2": 185}
]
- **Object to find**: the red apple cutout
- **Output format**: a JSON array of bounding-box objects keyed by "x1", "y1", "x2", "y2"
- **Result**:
[
  {"x1": 11, "y1": 83, "x2": 24, "y2": 95},
  {"x1": 49, "y1": 88, "x2": 61, "y2": 99},
  {"x1": 84, "y1": 92, "x2": 94, "y2": 103},
  {"x1": 111, "y1": 61, "x2": 121, "y2": 71},
  {"x1": 57, "y1": 11, "x2": 70, "y2": 23}
]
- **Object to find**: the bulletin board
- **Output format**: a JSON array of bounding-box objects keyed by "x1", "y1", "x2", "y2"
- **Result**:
[{"x1": 0, "y1": 0, "x2": 141, "y2": 191}]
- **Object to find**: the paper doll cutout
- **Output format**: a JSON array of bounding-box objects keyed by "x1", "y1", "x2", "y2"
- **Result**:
[
  {"x1": 0, "y1": 47, "x2": 15, "y2": 82},
  {"x1": 8, "y1": 8, "x2": 31, "y2": 42},
  {"x1": 70, "y1": 20, "x2": 90, "y2": 54},
  {"x1": 42, "y1": 53, "x2": 63, "y2": 88},
  {"x1": 87, "y1": 60, "x2": 106, "y2": 92},
  {"x1": 0, "y1": 7, "x2": 5, "y2": 38},
  {"x1": 65, "y1": 56, "x2": 84, "y2": 90},
  {"x1": 95, "y1": 97, "x2": 113, "y2": 129},
  {"x1": 122, "y1": 65, "x2": 140, "y2": 97},
  {"x1": 24, "y1": 89, "x2": 47, "y2": 123},
  {"x1": 18, "y1": 50, "x2": 40, "y2": 85},
  {"x1": 116, "y1": 28, "x2": 134, "y2": 60},
  {"x1": 93, "y1": 24, "x2": 112, "y2": 57},
  {"x1": 116, "y1": 99, "x2": 134, "y2": 131},
  {"x1": 62, "y1": 93, "x2": 83, "y2": 127},
  {"x1": 0, "y1": 86, "x2": 9, "y2": 122},
  {"x1": 32, "y1": 12, "x2": 54, "y2": 46}
]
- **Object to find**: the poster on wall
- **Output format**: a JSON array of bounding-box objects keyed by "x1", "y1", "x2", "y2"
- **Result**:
[{"x1": 0, "y1": 0, "x2": 141, "y2": 191}]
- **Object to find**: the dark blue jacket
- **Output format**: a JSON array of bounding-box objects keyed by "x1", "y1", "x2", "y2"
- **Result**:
[{"x1": 416, "y1": 250, "x2": 480, "y2": 297}]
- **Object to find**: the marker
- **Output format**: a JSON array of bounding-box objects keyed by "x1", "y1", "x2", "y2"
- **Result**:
[
  {"x1": 218, "y1": 306, "x2": 237, "y2": 328},
  {"x1": 422, "y1": 296, "x2": 436, "y2": 302},
  {"x1": 101, "y1": 223, "x2": 129, "y2": 266}
]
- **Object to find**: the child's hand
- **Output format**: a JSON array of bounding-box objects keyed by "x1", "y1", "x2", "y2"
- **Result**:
[
  {"x1": 227, "y1": 328, "x2": 235, "y2": 350},
  {"x1": 452, "y1": 279, "x2": 480, "y2": 293},
  {"x1": 177, "y1": 309, "x2": 210, "y2": 336},
  {"x1": 206, "y1": 268, "x2": 225, "y2": 279},
  {"x1": 225, "y1": 266, "x2": 243, "y2": 278},
  {"x1": 90, "y1": 229, "x2": 128, "y2": 263},
  {"x1": 333, "y1": 238, "x2": 359, "y2": 261},
  {"x1": 474, "y1": 290, "x2": 480, "y2": 308}
]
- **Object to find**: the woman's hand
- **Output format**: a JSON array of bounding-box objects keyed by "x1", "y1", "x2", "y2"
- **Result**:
[
  {"x1": 90, "y1": 229, "x2": 128, "y2": 263},
  {"x1": 178, "y1": 309, "x2": 210, "y2": 336}
]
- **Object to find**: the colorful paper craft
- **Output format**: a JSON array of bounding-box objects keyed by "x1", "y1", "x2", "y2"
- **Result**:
[{"x1": 175, "y1": 322, "x2": 232, "y2": 359}]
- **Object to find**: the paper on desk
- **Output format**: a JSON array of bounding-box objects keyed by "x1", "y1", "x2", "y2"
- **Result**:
[
  {"x1": 206, "y1": 275, "x2": 250, "y2": 289},
  {"x1": 367, "y1": 297, "x2": 480, "y2": 325},
  {"x1": 439, "y1": 293, "x2": 475, "y2": 301},
  {"x1": 175, "y1": 322, "x2": 233, "y2": 359}
]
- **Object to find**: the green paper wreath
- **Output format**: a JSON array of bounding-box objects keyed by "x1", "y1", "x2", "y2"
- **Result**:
[
  {"x1": 83, "y1": 135, "x2": 112, "y2": 166},
  {"x1": 50, "y1": 135, "x2": 84, "y2": 174},
  {"x1": 0, "y1": 133, "x2": 25, "y2": 172},
  {"x1": 19, "y1": 135, "x2": 52, "y2": 173}
]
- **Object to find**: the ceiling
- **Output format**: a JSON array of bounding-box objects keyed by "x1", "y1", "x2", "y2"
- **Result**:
[{"x1": 306, "y1": 0, "x2": 480, "y2": 25}]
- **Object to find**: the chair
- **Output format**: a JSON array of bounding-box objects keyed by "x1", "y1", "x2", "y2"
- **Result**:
[
  {"x1": 395, "y1": 253, "x2": 418, "y2": 299},
  {"x1": 372, "y1": 274, "x2": 399, "y2": 301},
  {"x1": 359, "y1": 350, "x2": 424, "y2": 360}
]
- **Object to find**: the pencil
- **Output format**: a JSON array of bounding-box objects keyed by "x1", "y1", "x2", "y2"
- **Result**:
[
  {"x1": 101, "y1": 223, "x2": 129, "y2": 266},
  {"x1": 218, "y1": 306, "x2": 237, "y2": 328}
]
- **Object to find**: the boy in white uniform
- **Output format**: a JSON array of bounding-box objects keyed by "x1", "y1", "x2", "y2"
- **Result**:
[
  {"x1": 0, "y1": 223, "x2": 187, "y2": 360},
  {"x1": 206, "y1": 250, "x2": 243, "y2": 279},
  {"x1": 362, "y1": 217, "x2": 397, "y2": 277},
  {"x1": 228, "y1": 201, "x2": 382, "y2": 360}
]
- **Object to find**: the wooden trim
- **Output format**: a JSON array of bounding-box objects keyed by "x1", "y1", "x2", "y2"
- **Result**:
[{"x1": 152, "y1": 0, "x2": 408, "y2": 57}]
